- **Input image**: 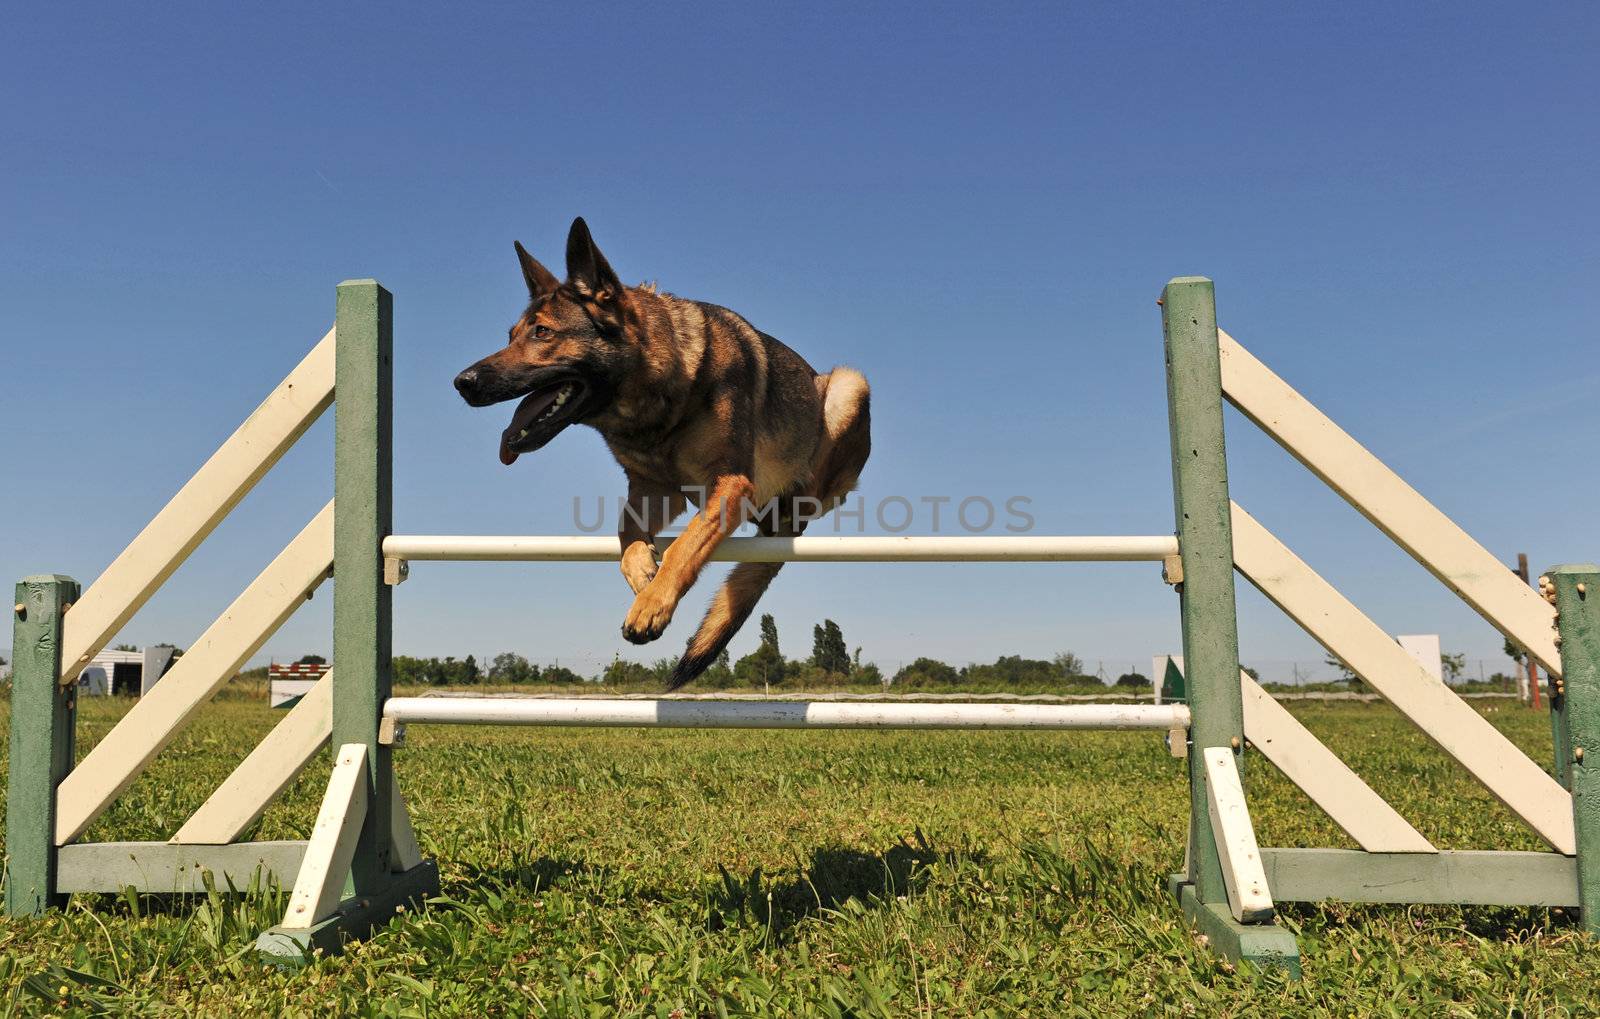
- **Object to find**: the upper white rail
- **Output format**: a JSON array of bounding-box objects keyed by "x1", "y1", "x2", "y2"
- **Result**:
[
  {"x1": 382, "y1": 696, "x2": 1190, "y2": 731},
  {"x1": 381, "y1": 534, "x2": 1180, "y2": 563}
]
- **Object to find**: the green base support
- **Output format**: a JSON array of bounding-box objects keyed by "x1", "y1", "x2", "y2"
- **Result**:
[
  {"x1": 255, "y1": 860, "x2": 439, "y2": 966},
  {"x1": 1169, "y1": 876, "x2": 1302, "y2": 977}
]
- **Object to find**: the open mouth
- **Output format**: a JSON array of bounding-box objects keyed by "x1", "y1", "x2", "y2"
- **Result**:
[{"x1": 499, "y1": 378, "x2": 589, "y2": 465}]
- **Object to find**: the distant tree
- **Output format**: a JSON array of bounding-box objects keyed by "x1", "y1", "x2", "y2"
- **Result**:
[
  {"x1": 392, "y1": 655, "x2": 427, "y2": 686},
  {"x1": 1241, "y1": 665, "x2": 1260, "y2": 682},
  {"x1": 488, "y1": 652, "x2": 535, "y2": 684},
  {"x1": 1504, "y1": 637, "x2": 1525, "y2": 664},
  {"x1": 1115, "y1": 672, "x2": 1151, "y2": 689},
  {"x1": 1323, "y1": 653, "x2": 1363, "y2": 689},
  {"x1": 892, "y1": 657, "x2": 960, "y2": 688},
  {"x1": 417, "y1": 655, "x2": 482, "y2": 686},
  {"x1": 114, "y1": 643, "x2": 139, "y2": 652},
  {"x1": 759, "y1": 614, "x2": 780, "y2": 656},
  {"x1": 1440, "y1": 652, "x2": 1467, "y2": 683},
  {"x1": 735, "y1": 641, "x2": 786, "y2": 687},
  {"x1": 854, "y1": 661, "x2": 885, "y2": 688},
  {"x1": 296, "y1": 654, "x2": 328, "y2": 666},
  {"x1": 539, "y1": 664, "x2": 584, "y2": 685},
  {"x1": 648, "y1": 658, "x2": 678, "y2": 685},
  {"x1": 1052, "y1": 652, "x2": 1085, "y2": 678},
  {"x1": 811, "y1": 619, "x2": 850, "y2": 675},
  {"x1": 1487, "y1": 672, "x2": 1518, "y2": 692},
  {"x1": 701, "y1": 648, "x2": 735, "y2": 688},
  {"x1": 602, "y1": 658, "x2": 653, "y2": 686}
]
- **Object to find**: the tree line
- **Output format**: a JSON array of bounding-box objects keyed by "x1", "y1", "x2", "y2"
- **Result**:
[{"x1": 380, "y1": 614, "x2": 1151, "y2": 692}]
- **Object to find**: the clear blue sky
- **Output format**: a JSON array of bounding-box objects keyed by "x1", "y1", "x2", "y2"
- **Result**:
[{"x1": 3, "y1": 3, "x2": 1595, "y2": 681}]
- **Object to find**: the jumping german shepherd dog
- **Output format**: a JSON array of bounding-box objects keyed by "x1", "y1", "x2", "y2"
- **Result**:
[{"x1": 454, "y1": 218, "x2": 870, "y2": 689}]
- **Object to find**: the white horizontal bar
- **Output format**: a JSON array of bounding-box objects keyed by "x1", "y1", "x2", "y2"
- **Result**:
[
  {"x1": 381, "y1": 534, "x2": 1179, "y2": 563},
  {"x1": 382, "y1": 697, "x2": 1190, "y2": 731}
]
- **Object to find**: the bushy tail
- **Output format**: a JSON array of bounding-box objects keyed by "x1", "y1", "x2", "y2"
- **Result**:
[{"x1": 666, "y1": 561, "x2": 785, "y2": 690}]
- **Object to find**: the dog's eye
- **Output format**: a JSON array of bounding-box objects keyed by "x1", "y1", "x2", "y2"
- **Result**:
[{"x1": 533, "y1": 324, "x2": 551, "y2": 339}]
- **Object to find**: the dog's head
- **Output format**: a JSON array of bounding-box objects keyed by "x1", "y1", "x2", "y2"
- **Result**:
[{"x1": 454, "y1": 217, "x2": 642, "y2": 464}]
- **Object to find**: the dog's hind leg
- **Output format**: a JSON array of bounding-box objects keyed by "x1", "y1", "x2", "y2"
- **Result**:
[
  {"x1": 667, "y1": 555, "x2": 786, "y2": 691},
  {"x1": 666, "y1": 369, "x2": 871, "y2": 691}
]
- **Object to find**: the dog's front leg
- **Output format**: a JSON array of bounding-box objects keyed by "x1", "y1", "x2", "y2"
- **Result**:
[
  {"x1": 622, "y1": 473, "x2": 754, "y2": 643},
  {"x1": 618, "y1": 475, "x2": 685, "y2": 595}
]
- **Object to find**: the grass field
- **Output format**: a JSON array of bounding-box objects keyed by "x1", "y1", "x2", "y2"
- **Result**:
[{"x1": 1, "y1": 693, "x2": 1596, "y2": 1016}]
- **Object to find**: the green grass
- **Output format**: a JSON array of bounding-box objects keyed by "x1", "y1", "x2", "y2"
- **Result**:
[{"x1": 1, "y1": 695, "x2": 1596, "y2": 1016}]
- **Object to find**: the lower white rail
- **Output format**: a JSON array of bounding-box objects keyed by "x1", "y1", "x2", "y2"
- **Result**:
[
  {"x1": 382, "y1": 697, "x2": 1190, "y2": 731},
  {"x1": 381, "y1": 534, "x2": 1179, "y2": 563}
]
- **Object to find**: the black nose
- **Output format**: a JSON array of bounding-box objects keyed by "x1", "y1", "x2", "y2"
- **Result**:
[{"x1": 454, "y1": 368, "x2": 481, "y2": 400}]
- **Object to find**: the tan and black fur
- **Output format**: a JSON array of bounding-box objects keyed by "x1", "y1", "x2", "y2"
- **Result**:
[{"x1": 455, "y1": 218, "x2": 870, "y2": 689}]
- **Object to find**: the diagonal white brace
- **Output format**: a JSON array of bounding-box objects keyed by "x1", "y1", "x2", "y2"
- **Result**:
[
  {"x1": 171, "y1": 671, "x2": 334, "y2": 845},
  {"x1": 55, "y1": 502, "x2": 335, "y2": 845},
  {"x1": 1232, "y1": 501, "x2": 1574, "y2": 854},
  {"x1": 1240, "y1": 673, "x2": 1435, "y2": 853},
  {"x1": 281, "y1": 743, "x2": 368, "y2": 930},
  {"x1": 1218, "y1": 330, "x2": 1560, "y2": 676},
  {"x1": 60, "y1": 329, "x2": 335, "y2": 685},
  {"x1": 1202, "y1": 747, "x2": 1275, "y2": 923}
]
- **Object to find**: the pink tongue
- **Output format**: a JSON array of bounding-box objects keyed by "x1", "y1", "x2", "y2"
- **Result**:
[{"x1": 498, "y1": 388, "x2": 561, "y2": 466}]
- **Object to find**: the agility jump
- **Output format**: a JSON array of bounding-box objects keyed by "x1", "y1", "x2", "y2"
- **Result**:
[{"x1": 8, "y1": 277, "x2": 1596, "y2": 976}]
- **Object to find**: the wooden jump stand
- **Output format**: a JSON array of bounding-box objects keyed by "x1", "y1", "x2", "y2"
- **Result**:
[{"x1": 7, "y1": 278, "x2": 1595, "y2": 977}]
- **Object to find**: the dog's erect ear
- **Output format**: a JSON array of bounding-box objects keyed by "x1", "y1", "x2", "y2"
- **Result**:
[
  {"x1": 515, "y1": 241, "x2": 560, "y2": 298},
  {"x1": 565, "y1": 217, "x2": 622, "y2": 302}
]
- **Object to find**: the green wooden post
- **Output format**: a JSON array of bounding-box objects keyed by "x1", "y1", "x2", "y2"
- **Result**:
[
  {"x1": 1549, "y1": 564, "x2": 1600, "y2": 932},
  {"x1": 333, "y1": 279, "x2": 395, "y2": 891},
  {"x1": 5, "y1": 575, "x2": 80, "y2": 916},
  {"x1": 257, "y1": 280, "x2": 435, "y2": 964},
  {"x1": 1161, "y1": 277, "x2": 1298, "y2": 973}
]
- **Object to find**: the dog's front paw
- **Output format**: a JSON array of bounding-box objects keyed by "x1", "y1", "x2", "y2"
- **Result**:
[
  {"x1": 620, "y1": 542, "x2": 658, "y2": 595},
  {"x1": 622, "y1": 585, "x2": 677, "y2": 643}
]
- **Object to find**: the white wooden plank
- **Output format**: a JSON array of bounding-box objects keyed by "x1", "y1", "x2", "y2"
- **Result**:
[
  {"x1": 171, "y1": 671, "x2": 334, "y2": 845},
  {"x1": 281, "y1": 743, "x2": 368, "y2": 929},
  {"x1": 383, "y1": 697, "x2": 1188, "y2": 730},
  {"x1": 61, "y1": 329, "x2": 335, "y2": 684},
  {"x1": 1231, "y1": 501, "x2": 1575, "y2": 854},
  {"x1": 1218, "y1": 330, "x2": 1560, "y2": 676},
  {"x1": 1241, "y1": 672, "x2": 1436, "y2": 853},
  {"x1": 389, "y1": 783, "x2": 423, "y2": 873},
  {"x1": 56, "y1": 502, "x2": 335, "y2": 844},
  {"x1": 384, "y1": 533, "x2": 1180, "y2": 563},
  {"x1": 1202, "y1": 747, "x2": 1274, "y2": 923}
]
